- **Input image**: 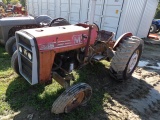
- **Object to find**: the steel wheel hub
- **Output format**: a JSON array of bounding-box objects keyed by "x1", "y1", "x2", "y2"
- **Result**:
[
  {"x1": 65, "y1": 91, "x2": 84, "y2": 113},
  {"x1": 150, "y1": 26, "x2": 154, "y2": 32},
  {"x1": 127, "y1": 50, "x2": 139, "y2": 73}
]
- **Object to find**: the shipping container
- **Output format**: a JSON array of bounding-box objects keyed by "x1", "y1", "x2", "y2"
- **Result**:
[{"x1": 27, "y1": 0, "x2": 159, "y2": 39}]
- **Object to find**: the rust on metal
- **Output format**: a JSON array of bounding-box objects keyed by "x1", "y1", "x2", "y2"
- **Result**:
[
  {"x1": 148, "y1": 33, "x2": 159, "y2": 40},
  {"x1": 65, "y1": 91, "x2": 85, "y2": 113},
  {"x1": 39, "y1": 50, "x2": 55, "y2": 83}
]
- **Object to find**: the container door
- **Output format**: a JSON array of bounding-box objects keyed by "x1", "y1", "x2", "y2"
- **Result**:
[
  {"x1": 137, "y1": 0, "x2": 158, "y2": 38},
  {"x1": 101, "y1": 0, "x2": 124, "y2": 34},
  {"x1": 116, "y1": 0, "x2": 148, "y2": 39},
  {"x1": 88, "y1": 0, "x2": 104, "y2": 27},
  {"x1": 69, "y1": 0, "x2": 81, "y2": 24},
  {"x1": 80, "y1": 0, "x2": 90, "y2": 22},
  {"x1": 41, "y1": 0, "x2": 48, "y2": 15},
  {"x1": 48, "y1": 0, "x2": 56, "y2": 18},
  {"x1": 27, "y1": 0, "x2": 32, "y2": 15},
  {"x1": 28, "y1": 0, "x2": 39, "y2": 16},
  {"x1": 60, "y1": 0, "x2": 70, "y2": 21}
]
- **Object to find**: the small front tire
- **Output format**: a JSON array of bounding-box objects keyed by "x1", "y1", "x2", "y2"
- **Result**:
[
  {"x1": 5, "y1": 36, "x2": 17, "y2": 56},
  {"x1": 51, "y1": 83, "x2": 92, "y2": 114},
  {"x1": 11, "y1": 50, "x2": 19, "y2": 75}
]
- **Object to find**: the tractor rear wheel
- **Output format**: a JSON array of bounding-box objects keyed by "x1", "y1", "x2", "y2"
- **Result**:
[
  {"x1": 51, "y1": 83, "x2": 92, "y2": 114},
  {"x1": 5, "y1": 36, "x2": 16, "y2": 56},
  {"x1": 110, "y1": 36, "x2": 143, "y2": 81},
  {"x1": 150, "y1": 24, "x2": 157, "y2": 33},
  {"x1": 11, "y1": 50, "x2": 19, "y2": 75}
]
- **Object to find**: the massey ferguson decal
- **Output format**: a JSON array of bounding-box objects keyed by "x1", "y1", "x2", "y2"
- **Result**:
[
  {"x1": 39, "y1": 34, "x2": 87, "y2": 51},
  {"x1": 73, "y1": 34, "x2": 87, "y2": 44},
  {"x1": 39, "y1": 42, "x2": 55, "y2": 51}
]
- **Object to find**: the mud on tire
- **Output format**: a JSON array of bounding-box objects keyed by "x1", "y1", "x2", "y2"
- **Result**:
[
  {"x1": 11, "y1": 50, "x2": 19, "y2": 75},
  {"x1": 51, "y1": 83, "x2": 92, "y2": 114},
  {"x1": 110, "y1": 36, "x2": 144, "y2": 81}
]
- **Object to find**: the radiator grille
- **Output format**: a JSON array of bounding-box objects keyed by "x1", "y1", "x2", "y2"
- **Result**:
[{"x1": 18, "y1": 34, "x2": 32, "y2": 83}]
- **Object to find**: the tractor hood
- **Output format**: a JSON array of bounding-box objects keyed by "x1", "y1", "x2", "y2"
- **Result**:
[
  {"x1": 0, "y1": 16, "x2": 37, "y2": 26},
  {"x1": 18, "y1": 24, "x2": 97, "y2": 52}
]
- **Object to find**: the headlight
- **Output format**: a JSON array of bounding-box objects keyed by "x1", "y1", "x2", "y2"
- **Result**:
[
  {"x1": 28, "y1": 53, "x2": 32, "y2": 60},
  {"x1": 19, "y1": 46, "x2": 23, "y2": 53}
]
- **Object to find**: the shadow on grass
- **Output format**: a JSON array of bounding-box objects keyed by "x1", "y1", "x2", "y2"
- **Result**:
[
  {"x1": 5, "y1": 62, "x2": 160, "y2": 120},
  {"x1": 5, "y1": 62, "x2": 111, "y2": 120},
  {"x1": 0, "y1": 46, "x2": 11, "y2": 72}
]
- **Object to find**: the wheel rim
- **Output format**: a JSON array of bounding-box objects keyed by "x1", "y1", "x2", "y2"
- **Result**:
[
  {"x1": 64, "y1": 91, "x2": 84, "y2": 113},
  {"x1": 127, "y1": 50, "x2": 139, "y2": 73},
  {"x1": 150, "y1": 26, "x2": 154, "y2": 32}
]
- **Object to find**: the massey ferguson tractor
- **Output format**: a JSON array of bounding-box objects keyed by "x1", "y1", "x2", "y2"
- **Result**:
[{"x1": 11, "y1": 0, "x2": 144, "y2": 114}]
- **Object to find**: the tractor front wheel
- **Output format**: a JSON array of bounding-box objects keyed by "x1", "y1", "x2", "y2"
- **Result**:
[
  {"x1": 11, "y1": 50, "x2": 19, "y2": 75},
  {"x1": 5, "y1": 36, "x2": 16, "y2": 56},
  {"x1": 110, "y1": 36, "x2": 143, "y2": 81},
  {"x1": 51, "y1": 83, "x2": 92, "y2": 114}
]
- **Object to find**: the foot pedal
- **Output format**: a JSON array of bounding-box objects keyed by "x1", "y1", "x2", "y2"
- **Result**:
[{"x1": 92, "y1": 55, "x2": 106, "y2": 61}]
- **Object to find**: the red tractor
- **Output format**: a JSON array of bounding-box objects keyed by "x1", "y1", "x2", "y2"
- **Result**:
[{"x1": 11, "y1": 1, "x2": 144, "y2": 114}]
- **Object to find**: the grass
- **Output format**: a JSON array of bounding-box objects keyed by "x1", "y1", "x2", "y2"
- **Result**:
[{"x1": 0, "y1": 46, "x2": 111, "y2": 120}]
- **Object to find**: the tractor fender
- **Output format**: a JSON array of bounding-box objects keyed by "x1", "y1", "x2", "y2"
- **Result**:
[{"x1": 113, "y1": 32, "x2": 133, "y2": 51}]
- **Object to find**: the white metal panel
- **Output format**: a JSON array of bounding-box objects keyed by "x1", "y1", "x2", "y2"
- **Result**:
[
  {"x1": 69, "y1": 0, "x2": 81, "y2": 24},
  {"x1": 27, "y1": 0, "x2": 32, "y2": 15},
  {"x1": 41, "y1": 0, "x2": 48, "y2": 15},
  {"x1": 27, "y1": 0, "x2": 39, "y2": 16},
  {"x1": 88, "y1": 0, "x2": 104, "y2": 27},
  {"x1": 32, "y1": 0, "x2": 39, "y2": 16},
  {"x1": 116, "y1": 0, "x2": 147, "y2": 39},
  {"x1": 101, "y1": 0, "x2": 124, "y2": 34},
  {"x1": 48, "y1": 0, "x2": 56, "y2": 18},
  {"x1": 80, "y1": 0, "x2": 90, "y2": 22},
  {"x1": 60, "y1": 0, "x2": 70, "y2": 20},
  {"x1": 137, "y1": 0, "x2": 159, "y2": 38}
]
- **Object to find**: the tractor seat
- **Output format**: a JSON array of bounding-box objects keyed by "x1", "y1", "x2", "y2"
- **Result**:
[{"x1": 97, "y1": 30, "x2": 114, "y2": 43}]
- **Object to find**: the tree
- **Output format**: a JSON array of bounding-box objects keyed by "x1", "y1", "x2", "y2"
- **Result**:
[
  {"x1": 2, "y1": 0, "x2": 7, "y2": 4},
  {"x1": 155, "y1": 3, "x2": 160, "y2": 19},
  {"x1": 10, "y1": 0, "x2": 19, "y2": 5},
  {"x1": 20, "y1": 0, "x2": 25, "y2": 7}
]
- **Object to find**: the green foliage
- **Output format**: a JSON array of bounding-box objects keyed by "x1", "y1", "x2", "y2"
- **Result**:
[
  {"x1": 155, "y1": 3, "x2": 160, "y2": 19},
  {"x1": 10, "y1": 0, "x2": 19, "y2": 5},
  {"x1": 2, "y1": 0, "x2": 7, "y2": 4},
  {"x1": 20, "y1": 0, "x2": 25, "y2": 7}
]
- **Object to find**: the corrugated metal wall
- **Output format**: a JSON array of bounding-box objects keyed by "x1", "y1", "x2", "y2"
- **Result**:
[
  {"x1": 137, "y1": 0, "x2": 159, "y2": 38},
  {"x1": 116, "y1": 0, "x2": 158, "y2": 39},
  {"x1": 116, "y1": 0, "x2": 147, "y2": 38},
  {"x1": 27, "y1": 0, "x2": 158, "y2": 39}
]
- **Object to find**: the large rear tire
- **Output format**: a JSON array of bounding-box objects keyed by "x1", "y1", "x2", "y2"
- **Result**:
[
  {"x1": 51, "y1": 83, "x2": 92, "y2": 114},
  {"x1": 110, "y1": 36, "x2": 143, "y2": 81},
  {"x1": 5, "y1": 36, "x2": 16, "y2": 56},
  {"x1": 11, "y1": 50, "x2": 19, "y2": 75}
]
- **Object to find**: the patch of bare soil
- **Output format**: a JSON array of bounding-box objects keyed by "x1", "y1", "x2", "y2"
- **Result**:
[{"x1": 90, "y1": 39, "x2": 160, "y2": 120}]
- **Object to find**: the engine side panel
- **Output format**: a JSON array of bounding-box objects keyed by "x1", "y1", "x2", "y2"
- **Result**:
[{"x1": 39, "y1": 50, "x2": 55, "y2": 83}]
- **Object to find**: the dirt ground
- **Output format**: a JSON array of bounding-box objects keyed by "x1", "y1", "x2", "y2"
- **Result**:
[
  {"x1": 0, "y1": 38, "x2": 160, "y2": 120},
  {"x1": 90, "y1": 38, "x2": 160, "y2": 120}
]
